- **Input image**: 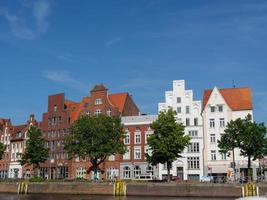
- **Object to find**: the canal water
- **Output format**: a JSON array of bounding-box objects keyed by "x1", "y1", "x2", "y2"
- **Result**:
[{"x1": 0, "y1": 194, "x2": 235, "y2": 200}]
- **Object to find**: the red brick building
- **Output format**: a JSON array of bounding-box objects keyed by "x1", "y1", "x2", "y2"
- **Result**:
[
  {"x1": 120, "y1": 115, "x2": 158, "y2": 180},
  {"x1": 0, "y1": 118, "x2": 11, "y2": 178},
  {"x1": 39, "y1": 84, "x2": 140, "y2": 179}
]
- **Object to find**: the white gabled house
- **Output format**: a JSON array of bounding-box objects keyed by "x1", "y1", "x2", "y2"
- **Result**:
[{"x1": 202, "y1": 86, "x2": 257, "y2": 181}]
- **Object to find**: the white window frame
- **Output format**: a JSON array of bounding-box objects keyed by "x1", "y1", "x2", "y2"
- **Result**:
[
  {"x1": 123, "y1": 147, "x2": 130, "y2": 160},
  {"x1": 124, "y1": 133, "x2": 130, "y2": 144},
  {"x1": 94, "y1": 98, "x2": 102, "y2": 105},
  {"x1": 211, "y1": 150, "x2": 216, "y2": 160},
  {"x1": 135, "y1": 132, "x2": 141, "y2": 144},
  {"x1": 134, "y1": 147, "x2": 141, "y2": 160}
]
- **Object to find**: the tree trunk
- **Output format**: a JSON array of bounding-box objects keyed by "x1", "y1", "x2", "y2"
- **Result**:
[
  {"x1": 167, "y1": 161, "x2": 171, "y2": 182},
  {"x1": 248, "y1": 155, "x2": 251, "y2": 181}
]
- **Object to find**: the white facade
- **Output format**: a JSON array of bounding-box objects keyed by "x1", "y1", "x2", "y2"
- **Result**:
[
  {"x1": 202, "y1": 87, "x2": 256, "y2": 181},
  {"x1": 9, "y1": 141, "x2": 23, "y2": 178},
  {"x1": 158, "y1": 80, "x2": 204, "y2": 180}
]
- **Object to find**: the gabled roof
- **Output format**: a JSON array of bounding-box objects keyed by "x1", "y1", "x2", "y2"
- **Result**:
[
  {"x1": 109, "y1": 93, "x2": 128, "y2": 112},
  {"x1": 11, "y1": 124, "x2": 28, "y2": 141},
  {"x1": 203, "y1": 87, "x2": 252, "y2": 111},
  {"x1": 67, "y1": 93, "x2": 130, "y2": 122}
]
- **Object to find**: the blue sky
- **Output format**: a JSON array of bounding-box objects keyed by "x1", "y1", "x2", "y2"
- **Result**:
[{"x1": 0, "y1": 0, "x2": 266, "y2": 125}]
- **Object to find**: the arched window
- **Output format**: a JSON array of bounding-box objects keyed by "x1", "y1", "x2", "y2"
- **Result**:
[
  {"x1": 146, "y1": 165, "x2": 154, "y2": 175},
  {"x1": 123, "y1": 166, "x2": 131, "y2": 179},
  {"x1": 133, "y1": 165, "x2": 141, "y2": 178}
]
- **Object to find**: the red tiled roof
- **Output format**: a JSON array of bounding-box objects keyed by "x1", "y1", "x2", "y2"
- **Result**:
[
  {"x1": 67, "y1": 93, "x2": 129, "y2": 122},
  {"x1": 108, "y1": 93, "x2": 128, "y2": 112},
  {"x1": 203, "y1": 87, "x2": 253, "y2": 111}
]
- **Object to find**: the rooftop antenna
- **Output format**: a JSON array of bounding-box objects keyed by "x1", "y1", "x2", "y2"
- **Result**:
[{"x1": 232, "y1": 80, "x2": 236, "y2": 88}]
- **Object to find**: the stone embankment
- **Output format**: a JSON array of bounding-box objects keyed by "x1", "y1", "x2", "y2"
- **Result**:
[{"x1": 0, "y1": 181, "x2": 267, "y2": 198}]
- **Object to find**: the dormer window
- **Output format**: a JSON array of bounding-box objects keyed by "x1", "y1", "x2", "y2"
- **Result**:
[
  {"x1": 95, "y1": 98, "x2": 102, "y2": 105},
  {"x1": 16, "y1": 132, "x2": 22, "y2": 138},
  {"x1": 54, "y1": 104, "x2": 57, "y2": 112}
]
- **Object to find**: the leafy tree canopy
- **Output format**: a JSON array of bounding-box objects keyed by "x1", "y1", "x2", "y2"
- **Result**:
[
  {"x1": 218, "y1": 114, "x2": 267, "y2": 171},
  {"x1": 64, "y1": 114, "x2": 126, "y2": 173},
  {"x1": 0, "y1": 142, "x2": 6, "y2": 160},
  {"x1": 146, "y1": 109, "x2": 190, "y2": 181},
  {"x1": 20, "y1": 126, "x2": 49, "y2": 169}
]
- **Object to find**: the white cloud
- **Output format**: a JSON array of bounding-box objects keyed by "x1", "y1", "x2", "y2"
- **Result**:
[
  {"x1": 105, "y1": 37, "x2": 122, "y2": 47},
  {"x1": 42, "y1": 70, "x2": 89, "y2": 92},
  {"x1": 0, "y1": 0, "x2": 51, "y2": 40},
  {"x1": 33, "y1": 1, "x2": 51, "y2": 33}
]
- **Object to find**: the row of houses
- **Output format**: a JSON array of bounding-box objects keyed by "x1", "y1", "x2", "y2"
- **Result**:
[{"x1": 0, "y1": 80, "x2": 257, "y2": 181}]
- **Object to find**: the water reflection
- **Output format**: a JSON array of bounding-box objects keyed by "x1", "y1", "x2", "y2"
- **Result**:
[{"x1": 0, "y1": 194, "x2": 235, "y2": 200}]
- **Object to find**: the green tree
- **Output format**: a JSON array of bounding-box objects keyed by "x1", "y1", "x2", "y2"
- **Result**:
[
  {"x1": 218, "y1": 115, "x2": 267, "y2": 180},
  {"x1": 20, "y1": 126, "x2": 49, "y2": 177},
  {"x1": 218, "y1": 118, "x2": 244, "y2": 172},
  {"x1": 0, "y1": 142, "x2": 6, "y2": 160},
  {"x1": 145, "y1": 109, "x2": 190, "y2": 182},
  {"x1": 64, "y1": 115, "x2": 126, "y2": 179}
]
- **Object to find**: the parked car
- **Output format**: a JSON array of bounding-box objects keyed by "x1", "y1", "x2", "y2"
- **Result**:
[{"x1": 200, "y1": 176, "x2": 214, "y2": 182}]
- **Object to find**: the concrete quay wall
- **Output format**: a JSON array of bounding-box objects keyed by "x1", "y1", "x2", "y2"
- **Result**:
[{"x1": 1, "y1": 182, "x2": 267, "y2": 197}]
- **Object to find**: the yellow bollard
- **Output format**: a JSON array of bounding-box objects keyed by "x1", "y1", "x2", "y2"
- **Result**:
[{"x1": 114, "y1": 180, "x2": 126, "y2": 196}]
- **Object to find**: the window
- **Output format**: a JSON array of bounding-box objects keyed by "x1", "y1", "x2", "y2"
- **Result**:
[
  {"x1": 211, "y1": 150, "x2": 216, "y2": 160},
  {"x1": 109, "y1": 155, "x2": 115, "y2": 161},
  {"x1": 177, "y1": 107, "x2": 181, "y2": 114},
  {"x1": 188, "y1": 143, "x2": 199, "y2": 153},
  {"x1": 133, "y1": 166, "x2": 141, "y2": 178},
  {"x1": 76, "y1": 167, "x2": 86, "y2": 179},
  {"x1": 123, "y1": 166, "x2": 131, "y2": 179},
  {"x1": 124, "y1": 133, "x2": 130, "y2": 144},
  {"x1": 135, "y1": 127, "x2": 140, "y2": 131},
  {"x1": 123, "y1": 147, "x2": 130, "y2": 160},
  {"x1": 54, "y1": 105, "x2": 57, "y2": 112},
  {"x1": 135, "y1": 133, "x2": 141, "y2": 144},
  {"x1": 186, "y1": 118, "x2": 190, "y2": 126},
  {"x1": 94, "y1": 98, "x2": 102, "y2": 105},
  {"x1": 94, "y1": 109, "x2": 102, "y2": 115},
  {"x1": 210, "y1": 106, "x2": 215, "y2": 112},
  {"x1": 218, "y1": 105, "x2": 223, "y2": 112},
  {"x1": 187, "y1": 157, "x2": 200, "y2": 169},
  {"x1": 209, "y1": 119, "x2": 215, "y2": 128},
  {"x1": 107, "y1": 110, "x2": 112, "y2": 116},
  {"x1": 186, "y1": 106, "x2": 190, "y2": 114},
  {"x1": 177, "y1": 97, "x2": 181, "y2": 103},
  {"x1": 219, "y1": 118, "x2": 225, "y2": 127},
  {"x1": 134, "y1": 147, "x2": 141, "y2": 159},
  {"x1": 86, "y1": 111, "x2": 90, "y2": 116},
  {"x1": 221, "y1": 153, "x2": 227, "y2": 160},
  {"x1": 188, "y1": 130, "x2": 198, "y2": 137},
  {"x1": 210, "y1": 134, "x2": 216, "y2": 143},
  {"x1": 194, "y1": 118, "x2": 198, "y2": 126},
  {"x1": 188, "y1": 174, "x2": 200, "y2": 180}
]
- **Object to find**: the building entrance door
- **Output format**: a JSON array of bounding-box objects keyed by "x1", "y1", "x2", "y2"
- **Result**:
[{"x1": 177, "y1": 167, "x2": 184, "y2": 180}]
